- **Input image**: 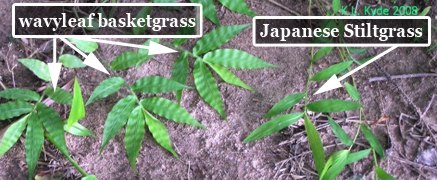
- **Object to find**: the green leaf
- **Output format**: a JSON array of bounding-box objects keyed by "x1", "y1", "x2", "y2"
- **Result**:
[
  {"x1": 0, "y1": 115, "x2": 28, "y2": 157},
  {"x1": 82, "y1": 175, "x2": 98, "y2": 180},
  {"x1": 419, "y1": 6, "x2": 431, "y2": 16},
  {"x1": 347, "y1": 48, "x2": 367, "y2": 54},
  {"x1": 344, "y1": 82, "x2": 361, "y2": 101},
  {"x1": 0, "y1": 101, "x2": 33, "y2": 121},
  {"x1": 59, "y1": 54, "x2": 86, "y2": 68},
  {"x1": 193, "y1": 24, "x2": 249, "y2": 55},
  {"x1": 64, "y1": 122, "x2": 94, "y2": 137},
  {"x1": 138, "y1": 39, "x2": 160, "y2": 56},
  {"x1": 203, "y1": 49, "x2": 275, "y2": 69},
  {"x1": 244, "y1": 113, "x2": 304, "y2": 143},
  {"x1": 36, "y1": 104, "x2": 69, "y2": 156},
  {"x1": 18, "y1": 59, "x2": 51, "y2": 81},
  {"x1": 307, "y1": 99, "x2": 361, "y2": 113},
  {"x1": 111, "y1": 52, "x2": 147, "y2": 70},
  {"x1": 133, "y1": 7, "x2": 151, "y2": 35},
  {"x1": 144, "y1": 111, "x2": 178, "y2": 157},
  {"x1": 376, "y1": 167, "x2": 396, "y2": 180},
  {"x1": 86, "y1": 77, "x2": 125, "y2": 105},
  {"x1": 311, "y1": 61, "x2": 353, "y2": 81},
  {"x1": 320, "y1": 150, "x2": 349, "y2": 180},
  {"x1": 124, "y1": 106, "x2": 146, "y2": 170},
  {"x1": 171, "y1": 52, "x2": 190, "y2": 102},
  {"x1": 0, "y1": 88, "x2": 40, "y2": 102},
  {"x1": 25, "y1": 113, "x2": 44, "y2": 180},
  {"x1": 191, "y1": 0, "x2": 220, "y2": 25},
  {"x1": 193, "y1": 59, "x2": 225, "y2": 118},
  {"x1": 312, "y1": 47, "x2": 333, "y2": 62},
  {"x1": 217, "y1": 0, "x2": 256, "y2": 16},
  {"x1": 66, "y1": 78, "x2": 85, "y2": 128},
  {"x1": 332, "y1": 0, "x2": 341, "y2": 13},
  {"x1": 172, "y1": 26, "x2": 196, "y2": 47},
  {"x1": 328, "y1": 117, "x2": 353, "y2": 146},
  {"x1": 304, "y1": 116, "x2": 325, "y2": 174},
  {"x1": 264, "y1": 93, "x2": 305, "y2": 118},
  {"x1": 361, "y1": 124, "x2": 384, "y2": 158},
  {"x1": 206, "y1": 62, "x2": 254, "y2": 92},
  {"x1": 140, "y1": 97, "x2": 203, "y2": 128},
  {"x1": 346, "y1": 149, "x2": 371, "y2": 164},
  {"x1": 68, "y1": 38, "x2": 98, "y2": 53},
  {"x1": 100, "y1": 95, "x2": 137, "y2": 152},
  {"x1": 44, "y1": 88, "x2": 72, "y2": 105},
  {"x1": 132, "y1": 76, "x2": 188, "y2": 94}
]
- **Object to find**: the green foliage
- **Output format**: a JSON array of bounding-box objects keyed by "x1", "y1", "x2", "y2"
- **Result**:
[
  {"x1": 144, "y1": 110, "x2": 178, "y2": 157},
  {"x1": 140, "y1": 97, "x2": 203, "y2": 128},
  {"x1": 206, "y1": 62, "x2": 254, "y2": 92},
  {"x1": 264, "y1": 93, "x2": 305, "y2": 118},
  {"x1": 319, "y1": 150, "x2": 349, "y2": 180},
  {"x1": 44, "y1": 87, "x2": 73, "y2": 105},
  {"x1": 375, "y1": 167, "x2": 396, "y2": 180},
  {"x1": 193, "y1": 24, "x2": 249, "y2": 55},
  {"x1": 418, "y1": 6, "x2": 431, "y2": 16},
  {"x1": 344, "y1": 82, "x2": 361, "y2": 101},
  {"x1": 327, "y1": 117, "x2": 353, "y2": 146},
  {"x1": 304, "y1": 116, "x2": 326, "y2": 174},
  {"x1": 132, "y1": 76, "x2": 188, "y2": 94},
  {"x1": 68, "y1": 38, "x2": 98, "y2": 53},
  {"x1": 203, "y1": 49, "x2": 275, "y2": 69},
  {"x1": 0, "y1": 88, "x2": 40, "y2": 102},
  {"x1": 217, "y1": 0, "x2": 256, "y2": 17},
  {"x1": 191, "y1": 0, "x2": 220, "y2": 25},
  {"x1": 111, "y1": 39, "x2": 158, "y2": 70},
  {"x1": 25, "y1": 113, "x2": 44, "y2": 180},
  {"x1": 307, "y1": 99, "x2": 361, "y2": 112},
  {"x1": 65, "y1": 122, "x2": 94, "y2": 137},
  {"x1": 311, "y1": 61, "x2": 352, "y2": 81},
  {"x1": 332, "y1": 0, "x2": 341, "y2": 13},
  {"x1": 60, "y1": 54, "x2": 86, "y2": 68},
  {"x1": 66, "y1": 78, "x2": 86, "y2": 128},
  {"x1": 86, "y1": 77, "x2": 125, "y2": 105},
  {"x1": 18, "y1": 59, "x2": 51, "y2": 81},
  {"x1": 124, "y1": 106, "x2": 146, "y2": 170},
  {"x1": 0, "y1": 116, "x2": 28, "y2": 157},
  {"x1": 194, "y1": 59, "x2": 225, "y2": 118},
  {"x1": 346, "y1": 149, "x2": 371, "y2": 164},
  {"x1": 0, "y1": 101, "x2": 33, "y2": 120},
  {"x1": 244, "y1": 113, "x2": 304, "y2": 143},
  {"x1": 361, "y1": 124, "x2": 384, "y2": 158},
  {"x1": 171, "y1": 52, "x2": 190, "y2": 102},
  {"x1": 312, "y1": 47, "x2": 333, "y2": 62},
  {"x1": 133, "y1": 7, "x2": 151, "y2": 35}
]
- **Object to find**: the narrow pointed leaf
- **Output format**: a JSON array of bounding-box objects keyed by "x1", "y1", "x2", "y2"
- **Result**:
[
  {"x1": 312, "y1": 47, "x2": 333, "y2": 62},
  {"x1": 203, "y1": 49, "x2": 275, "y2": 69},
  {"x1": 344, "y1": 83, "x2": 361, "y2": 101},
  {"x1": 264, "y1": 93, "x2": 305, "y2": 118},
  {"x1": 66, "y1": 78, "x2": 85, "y2": 128},
  {"x1": 0, "y1": 101, "x2": 33, "y2": 120},
  {"x1": 206, "y1": 62, "x2": 254, "y2": 92},
  {"x1": 82, "y1": 175, "x2": 98, "y2": 180},
  {"x1": 171, "y1": 52, "x2": 190, "y2": 102},
  {"x1": 307, "y1": 99, "x2": 361, "y2": 113},
  {"x1": 59, "y1": 54, "x2": 86, "y2": 68},
  {"x1": 419, "y1": 6, "x2": 431, "y2": 16},
  {"x1": 132, "y1": 76, "x2": 188, "y2": 94},
  {"x1": 244, "y1": 113, "x2": 304, "y2": 143},
  {"x1": 144, "y1": 111, "x2": 178, "y2": 157},
  {"x1": 193, "y1": 24, "x2": 249, "y2": 55},
  {"x1": 193, "y1": 59, "x2": 225, "y2": 118},
  {"x1": 68, "y1": 38, "x2": 98, "y2": 53},
  {"x1": 64, "y1": 122, "x2": 94, "y2": 137},
  {"x1": 25, "y1": 113, "x2": 44, "y2": 179},
  {"x1": 86, "y1": 77, "x2": 125, "y2": 105},
  {"x1": 0, "y1": 88, "x2": 40, "y2": 102},
  {"x1": 347, "y1": 48, "x2": 367, "y2": 54},
  {"x1": 328, "y1": 117, "x2": 353, "y2": 146},
  {"x1": 140, "y1": 97, "x2": 203, "y2": 128},
  {"x1": 44, "y1": 87, "x2": 72, "y2": 105},
  {"x1": 346, "y1": 149, "x2": 371, "y2": 164},
  {"x1": 304, "y1": 116, "x2": 325, "y2": 174},
  {"x1": 191, "y1": 0, "x2": 220, "y2": 25},
  {"x1": 0, "y1": 115, "x2": 28, "y2": 157},
  {"x1": 332, "y1": 0, "x2": 341, "y2": 13},
  {"x1": 320, "y1": 150, "x2": 349, "y2": 180},
  {"x1": 361, "y1": 124, "x2": 384, "y2": 158},
  {"x1": 18, "y1": 59, "x2": 51, "y2": 81},
  {"x1": 111, "y1": 52, "x2": 147, "y2": 70},
  {"x1": 217, "y1": 0, "x2": 256, "y2": 16},
  {"x1": 101, "y1": 95, "x2": 137, "y2": 152},
  {"x1": 125, "y1": 106, "x2": 146, "y2": 170},
  {"x1": 311, "y1": 61, "x2": 353, "y2": 81},
  {"x1": 376, "y1": 167, "x2": 396, "y2": 180},
  {"x1": 37, "y1": 104, "x2": 69, "y2": 155}
]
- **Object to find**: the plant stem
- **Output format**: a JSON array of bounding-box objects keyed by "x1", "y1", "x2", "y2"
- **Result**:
[{"x1": 66, "y1": 155, "x2": 88, "y2": 176}]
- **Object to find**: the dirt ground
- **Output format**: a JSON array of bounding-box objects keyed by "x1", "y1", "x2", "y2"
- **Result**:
[{"x1": 0, "y1": 0, "x2": 436, "y2": 179}]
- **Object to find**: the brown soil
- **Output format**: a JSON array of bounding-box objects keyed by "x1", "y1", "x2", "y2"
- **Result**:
[{"x1": 0, "y1": 0, "x2": 436, "y2": 180}]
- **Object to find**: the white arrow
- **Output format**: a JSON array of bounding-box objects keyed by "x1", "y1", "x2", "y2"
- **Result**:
[
  {"x1": 48, "y1": 38, "x2": 62, "y2": 90},
  {"x1": 60, "y1": 38, "x2": 109, "y2": 74},
  {"x1": 71, "y1": 37, "x2": 178, "y2": 55},
  {"x1": 314, "y1": 46, "x2": 398, "y2": 95}
]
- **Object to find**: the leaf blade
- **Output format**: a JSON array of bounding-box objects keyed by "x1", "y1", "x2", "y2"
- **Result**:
[
  {"x1": 344, "y1": 82, "x2": 361, "y2": 101},
  {"x1": 18, "y1": 59, "x2": 51, "y2": 81},
  {"x1": 25, "y1": 113, "x2": 44, "y2": 179},
  {"x1": 206, "y1": 62, "x2": 254, "y2": 92},
  {"x1": 375, "y1": 167, "x2": 396, "y2": 180},
  {"x1": 191, "y1": 0, "x2": 220, "y2": 25},
  {"x1": 307, "y1": 99, "x2": 361, "y2": 113},
  {"x1": 193, "y1": 24, "x2": 249, "y2": 55},
  {"x1": 0, "y1": 101, "x2": 33, "y2": 121},
  {"x1": 327, "y1": 117, "x2": 353, "y2": 146},
  {"x1": 171, "y1": 52, "x2": 190, "y2": 102},
  {"x1": 361, "y1": 124, "x2": 385, "y2": 158},
  {"x1": 0, "y1": 115, "x2": 28, "y2": 157},
  {"x1": 0, "y1": 88, "x2": 40, "y2": 102},
  {"x1": 86, "y1": 77, "x2": 125, "y2": 105},
  {"x1": 59, "y1": 54, "x2": 86, "y2": 68},
  {"x1": 132, "y1": 76, "x2": 188, "y2": 94},
  {"x1": 264, "y1": 93, "x2": 305, "y2": 118},
  {"x1": 311, "y1": 61, "x2": 353, "y2": 81},
  {"x1": 346, "y1": 149, "x2": 371, "y2": 164},
  {"x1": 203, "y1": 49, "x2": 275, "y2": 69},
  {"x1": 68, "y1": 38, "x2": 98, "y2": 53},
  {"x1": 312, "y1": 47, "x2": 333, "y2": 62},
  {"x1": 144, "y1": 111, "x2": 178, "y2": 157},
  {"x1": 44, "y1": 88, "x2": 73, "y2": 105},
  {"x1": 66, "y1": 78, "x2": 85, "y2": 128},
  {"x1": 124, "y1": 106, "x2": 146, "y2": 170},
  {"x1": 217, "y1": 0, "x2": 256, "y2": 16},
  {"x1": 304, "y1": 116, "x2": 325, "y2": 174}
]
